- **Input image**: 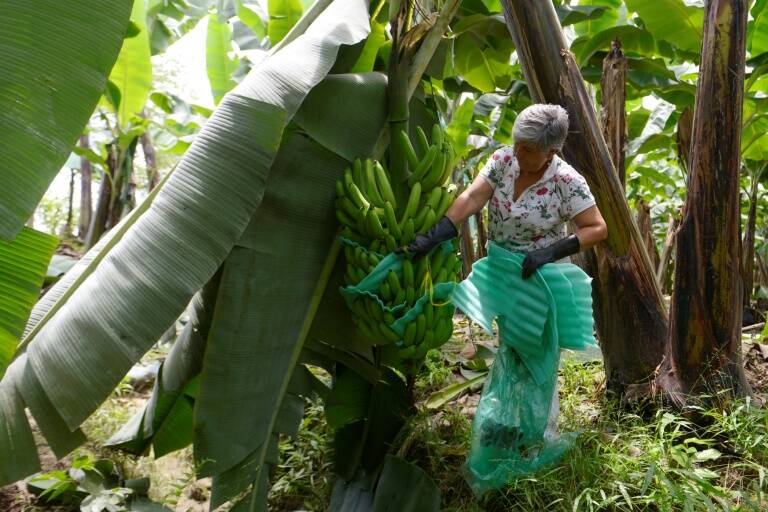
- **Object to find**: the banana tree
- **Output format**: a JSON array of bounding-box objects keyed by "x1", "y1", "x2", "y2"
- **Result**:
[{"x1": 0, "y1": 0, "x2": 371, "y2": 493}]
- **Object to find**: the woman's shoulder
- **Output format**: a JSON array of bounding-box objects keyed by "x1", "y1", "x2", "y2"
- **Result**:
[
  {"x1": 489, "y1": 145, "x2": 515, "y2": 162},
  {"x1": 552, "y1": 157, "x2": 587, "y2": 186}
]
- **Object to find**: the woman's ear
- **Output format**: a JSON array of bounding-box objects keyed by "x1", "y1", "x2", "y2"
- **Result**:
[{"x1": 547, "y1": 148, "x2": 557, "y2": 158}]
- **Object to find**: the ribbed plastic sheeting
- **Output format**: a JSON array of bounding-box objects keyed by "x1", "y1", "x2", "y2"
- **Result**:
[{"x1": 450, "y1": 242, "x2": 596, "y2": 494}]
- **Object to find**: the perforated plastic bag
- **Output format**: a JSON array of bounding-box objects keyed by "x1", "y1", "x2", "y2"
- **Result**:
[{"x1": 450, "y1": 243, "x2": 595, "y2": 494}]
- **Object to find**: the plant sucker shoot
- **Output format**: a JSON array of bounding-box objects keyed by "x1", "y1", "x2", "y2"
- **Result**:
[{"x1": 335, "y1": 124, "x2": 461, "y2": 362}]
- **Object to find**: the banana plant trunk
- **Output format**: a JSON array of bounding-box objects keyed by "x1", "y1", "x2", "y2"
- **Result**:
[
  {"x1": 600, "y1": 39, "x2": 627, "y2": 187},
  {"x1": 742, "y1": 165, "x2": 765, "y2": 306},
  {"x1": 78, "y1": 135, "x2": 92, "y2": 239},
  {"x1": 656, "y1": 0, "x2": 751, "y2": 404},
  {"x1": 85, "y1": 144, "x2": 117, "y2": 249},
  {"x1": 501, "y1": 0, "x2": 668, "y2": 395},
  {"x1": 636, "y1": 199, "x2": 659, "y2": 270}
]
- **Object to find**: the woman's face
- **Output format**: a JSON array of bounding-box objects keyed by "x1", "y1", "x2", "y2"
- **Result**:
[{"x1": 514, "y1": 141, "x2": 556, "y2": 174}]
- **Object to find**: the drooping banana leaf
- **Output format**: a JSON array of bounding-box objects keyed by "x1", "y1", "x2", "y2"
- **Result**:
[
  {"x1": 206, "y1": 13, "x2": 240, "y2": 104},
  {"x1": 0, "y1": 0, "x2": 370, "y2": 486},
  {"x1": 0, "y1": 228, "x2": 58, "y2": 375},
  {"x1": 329, "y1": 455, "x2": 441, "y2": 512},
  {"x1": 0, "y1": 0, "x2": 132, "y2": 241},
  {"x1": 193, "y1": 72, "x2": 389, "y2": 504}
]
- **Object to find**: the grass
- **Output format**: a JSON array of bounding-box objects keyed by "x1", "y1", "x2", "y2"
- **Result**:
[{"x1": 15, "y1": 325, "x2": 768, "y2": 512}]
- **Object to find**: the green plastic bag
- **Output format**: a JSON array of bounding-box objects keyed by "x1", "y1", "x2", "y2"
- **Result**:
[{"x1": 450, "y1": 243, "x2": 595, "y2": 494}]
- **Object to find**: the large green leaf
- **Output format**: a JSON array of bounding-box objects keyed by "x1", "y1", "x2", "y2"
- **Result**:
[
  {"x1": 573, "y1": 0, "x2": 622, "y2": 37},
  {"x1": 206, "y1": 14, "x2": 240, "y2": 104},
  {"x1": 0, "y1": 228, "x2": 57, "y2": 375},
  {"x1": 109, "y1": 0, "x2": 153, "y2": 126},
  {"x1": 625, "y1": 0, "x2": 704, "y2": 53},
  {"x1": 194, "y1": 72, "x2": 387, "y2": 479},
  {"x1": 572, "y1": 25, "x2": 656, "y2": 66},
  {"x1": 268, "y1": 0, "x2": 304, "y2": 44},
  {"x1": 750, "y1": 0, "x2": 768, "y2": 57},
  {"x1": 0, "y1": 0, "x2": 370, "y2": 485},
  {"x1": 0, "y1": 0, "x2": 132, "y2": 241},
  {"x1": 454, "y1": 33, "x2": 510, "y2": 92}
]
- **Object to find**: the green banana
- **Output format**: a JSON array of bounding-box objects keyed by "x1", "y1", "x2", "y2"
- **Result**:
[
  {"x1": 424, "y1": 302, "x2": 434, "y2": 326},
  {"x1": 341, "y1": 226, "x2": 366, "y2": 244},
  {"x1": 347, "y1": 182, "x2": 370, "y2": 210},
  {"x1": 400, "y1": 218, "x2": 415, "y2": 245},
  {"x1": 335, "y1": 180, "x2": 346, "y2": 200},
  {"x1": 357, "y1": 318, "x2": 378, "y2": 342},
  {"x1": 431, "y1": 123, "x2": 444, "y2": 147},
  {"x1": 434, "y1": 187, "x2": 454, "y2": 220},
  {"x1": 434, "y1": 267, "x2": 448, "y2": 284},
  {"x1": 367, "y1": 208, "x2": 386, "y2": 238},
  {"x1": 416, "y1": 207, "x2": 436, "y2": 234},
  {"x1": 380, "y1": 281, "x2": 393, "y2": 302},
  {"x1": 338, "y1": 196, "x2": 360, "y2": 220},
  {"x1": 335, "y1": 209, "x2": 356, "y2": 230},
  {"x1": 399, "y1": 182, "x2": 422, "y2": 227},
  {"x1": 352, "y1": 158, "x2": 364, "y2": 189},
  {"x1": 402, "y1": 259, "x2": 415, "y2": 289},
  {"x1": 398, "y1": 130, "x2": 420, "y2": 171},
  {"x1": 383, "y1": 202, "x2": 402, "y2": 239},
  {"x1": 398, "y1": 345, "x2": 416, "y2": 359},
  {"x1": 430, "y1": 245, "x2": 448, "y2": 276},
  {"x1": 374, "y1": 161, "x2": 397, "y2": 208},
  {"x1": 384, "y1": 234, "x2": 397, "y2": 252},
  {"x1": 406, "y1": 145, "x2": 438, "y2": 187},
  {"x1": 370, "y1": 239, "x2": 382, "y2": 253},
  {"x1": 384, "y1": 312, "x2": 396, "y2": 325},
  {"x1": 387, "y1": 270, "x2": 402, "y2": 296},
  {"x1": 415, "y1": 314, "x2": 426, "y2": 344},
  {"x1": 414, "y1": 126, "x2": 430, "y2": 158},
  {"x1": 412, "y1": 206, "x2": 429, "y2": 234},
  {"x1": 344, "y1": 267, "x2": 356, "y2": 285},
  {"x1": 405, "y1": 287, "x2": 415, "y2": 304},
  {"x1": 420, "y1": 149, "x2": 445, "y2": 190},
  {"x1": 368, "y1": 252, "x2": 381, "y2": 268},
  {"x1": 365, "y1": 159, "x2": 386, "y2": 207},
  {"x1": 403, "y1": 322, "x2": 417, "y2": 346},
  {"x1": 425, "y1": 187, "x2": 442, "y2": 212},
  {"x1": 394, "y1": 288, "x2": 406, "y2": 305},
  {"x1": 381, "y1": 324, "x2": 400, "y2": 344},
  {"x1": 423, "y1": 329, "x2": 435, "y2": 350}
]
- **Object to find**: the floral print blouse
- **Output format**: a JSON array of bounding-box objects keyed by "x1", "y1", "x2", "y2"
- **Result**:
[{"x1": 478, "y1": 146, "x2": 596, "y2": 255}]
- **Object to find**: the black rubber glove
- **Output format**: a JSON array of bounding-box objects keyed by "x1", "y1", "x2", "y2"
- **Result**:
[
  {"x1": 403, "y1": 216, "x2": 458, "y2": 257},
  {"x1": 521, "y1": 234, "x2": 581, "y2": 279}
]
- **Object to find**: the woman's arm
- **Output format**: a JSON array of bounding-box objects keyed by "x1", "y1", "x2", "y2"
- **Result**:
[
  {"x1": 445, "y1": 175, "x2": 494, "y2": 227},
  {"x1": 571, "y1": 205, "x2": 608, "y2": 249}
]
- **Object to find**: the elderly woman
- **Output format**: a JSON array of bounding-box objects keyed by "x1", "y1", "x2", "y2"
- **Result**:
[
  {"x1": 410, "y1": 103, "x2": 607, "y2": 491},
  {"x1": 408, "y1": 103, "x2": 607, "y2": 273}
]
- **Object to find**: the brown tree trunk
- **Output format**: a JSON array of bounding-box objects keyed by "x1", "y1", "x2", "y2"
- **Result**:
[
  {"x1": 78, "y1": 134, "x2": 92, "y2": 239},
  {"x1": 140, "y1": 112, "x2": 160, "y2": 190},
  {"x1": 742, "y1": 165, "x2": 765, "y2": 306},
  {"x1": 636, "y1": 199, "x2": 659, "y2": 270},
  {"x1": 475, "y1": 211, "x2": 487, "y2": 260},
  {"x1": 501, "y1": 0, "x2": 668, "y2": 394},
  {"x1": 657, "y1": 213, "x2": 678, "y2": 293},
  {"x1": 62, "y1": 169, "x2": 75, "y2": 238},
  {"x1": 459, "y1": 219, "x2": 475, "y2": 279},
  {"x1": 85, "y1": 144, "x2": 117, "y2": 249},
  {"x1": 657, "y1": 0, "x2": 750, "y2": 404},
  {"x1": 677, "y1": 106, "x2": 694, "y2": 173},
  {"x1": 600, "y1": 39, "x2": 627, "y2": 187}
]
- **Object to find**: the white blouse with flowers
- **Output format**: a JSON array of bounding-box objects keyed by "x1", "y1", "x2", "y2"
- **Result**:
[{"x1": 478, "y1": 146, "x2": 596, "y2": 255}]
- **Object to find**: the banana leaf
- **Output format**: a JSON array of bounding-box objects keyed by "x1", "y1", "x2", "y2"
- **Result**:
[
  {"x1": 329, "y1": 455, "x2": 441, "y2": 512},
  {"x1": 0, "y1": 0, "x2": 132, "y2": 241},
  {"x1": 0, "y1": 0, "x2": 369, "y2": 486},
  {"x1": 0, "y1": 228, "x2": 57, "y2": 375}
]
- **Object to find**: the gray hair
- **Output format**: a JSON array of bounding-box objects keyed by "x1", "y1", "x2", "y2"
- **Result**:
[{"x1": 512, "y1": 104, "x2": 569, "y2": 151}]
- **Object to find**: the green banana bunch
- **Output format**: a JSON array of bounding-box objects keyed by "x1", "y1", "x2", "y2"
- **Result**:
[{"x1": 335, "y1": 124, "x2": 464, "y2": 361}]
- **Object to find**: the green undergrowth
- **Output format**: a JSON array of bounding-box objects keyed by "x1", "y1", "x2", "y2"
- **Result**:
[
  {"x1": 25, "y1": 339, "x2": 768, "y2": 512},
  {"x1": 402, "y1": 357, "x2": 768, "y2": 511}
]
